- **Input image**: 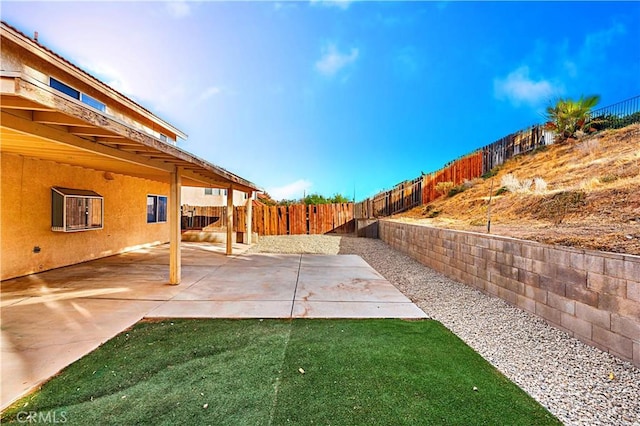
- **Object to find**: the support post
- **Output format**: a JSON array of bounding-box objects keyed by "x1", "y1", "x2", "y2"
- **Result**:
[
  {"x1": 169, "y1": 167, "x2": 182, "y2": 284},
  {"x1": 226, "y1": 185, "x2": 233, "y2": 255},
  {"x1": 245, "y1": 191, "x2": 253, "y2": 245}
]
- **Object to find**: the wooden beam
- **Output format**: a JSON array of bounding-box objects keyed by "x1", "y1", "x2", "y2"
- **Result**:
[
  {"x1": 1, "y1": 110, "x2": 174, "y2": 173},
  {"x1": 15, "y1": 78, "x2": 184, "y2": 152},
  {"x1": 0, "y1": 95, "x2": 54, "y2": 111},
  {"x1": 69, "y1": 126, "x2": 117, "y2": 137},
  {"x1": 180, "y1": 167, "x2": 239, "y2": 189},
  {"x1": 226, "y1": 185, "x2": 234, "y2": 255},
  {"x1": 169, "y1": 167, "x2": 182, "y2": 285},
  {"x1": 95, "y1": 137, "x2": 132, "y2": 145},
  {"x1": 33, "y1": 111, "x2": 95, "y2": 127},
  {"x1": 245, "y1": 192, "x2": 253, "y2": 245}
]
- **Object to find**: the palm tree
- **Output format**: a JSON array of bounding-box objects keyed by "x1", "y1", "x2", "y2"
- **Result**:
[{"x1": 545, "y1": 95, "x2": 601, "y2": 141}]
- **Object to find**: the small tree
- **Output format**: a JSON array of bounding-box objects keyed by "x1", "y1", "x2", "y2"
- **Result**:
[
  {"x1": 545, "y1": 95, "x2": 601, "y2": 142},
  {"x1": 329, "y1": 193, "x2": 351, "y2": 203},
  {"x1": 257, "y1": 192, "x2": 278, "y2": 206},
  {"x1": 302, "y1": 193, "x2": 351, "y2": 205},
  {"x1": 303, "y1": 193, "x2": 329, "y2": 205}
]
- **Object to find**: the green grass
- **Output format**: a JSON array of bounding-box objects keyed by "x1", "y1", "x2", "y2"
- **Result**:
[{"x1": 2, "y1": 319, "x2": 560, "y2": 425}]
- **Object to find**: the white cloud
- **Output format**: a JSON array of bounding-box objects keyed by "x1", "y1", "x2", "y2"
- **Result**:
[
  {"x1": 315, "y1": 43, "x2": 359, "y2": 77},
  {"x1": 580, "y1": 23, "x2": 625, "y2": 60},
  {"x1": 78, "y1": 59, "x2": 134, "y2": 97},
  {"x1": 273, "y1": 2, "x2": 298, "y2": 12},
  {"x1": 154, "y1": 83, "x2": 188, "y2": 113},
  {"x1": 310, "y1": 0, "x2": 352, "y2": 10},
  {"x1": 197, "y1": 86, "x2": 222, "y2": 102},
  {"x1": 267, "y1": 179, "x2": 313, "y2": 201},
  {"x1": 493, "y1": 66, "x2": 555, "y2": 106},
  {"x1": 166, "y1": 0, "x2": 191, "y2": 19}
]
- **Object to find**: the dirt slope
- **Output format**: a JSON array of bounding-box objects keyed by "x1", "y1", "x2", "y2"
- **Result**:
[{"x1": 395, "y1": 124, "x2": 640, "y2": 255}]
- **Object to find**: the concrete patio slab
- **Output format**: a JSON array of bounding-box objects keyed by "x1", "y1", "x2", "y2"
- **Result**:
[
  {"x1": 293, "y1": 301, "x2": 427, "y2": 318},
  {"x1": 171, "y1": 274, "x2": 298, "y2": 301},
  {"x1": 297, "y1": 265, "x2": 385, "y2": 282},
  {"x1": 2, "y1": 298, "x2": 161, "y2": 411},
  {"x1": 300, "y1": 254, "x2": 371, "y2": 268},
  {"x1": 221, "y1": 253, "x2": 303, "y2": 269},
  {"x1": 1, "y1": 242, "x2": 426, "y2": 410},
  {"x1": 146, "y1": 300, "x2": 294, "y2": 319},
  {"x1": 295, "y1": 278, "x2": 411, "y2": 302}
]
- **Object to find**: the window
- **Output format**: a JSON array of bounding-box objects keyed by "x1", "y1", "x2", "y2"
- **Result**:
[
  {"x1": 147, "y1": 195, "x2": 167, "y2": 223},
  {"x1": 80, "y1": 93, "x2": 106, "y2": 112},
  {"x1": 159, "y1": 133, "x2": 168, "y2": 142},
  {"x1": 51, "y1": 187, "x2": 103, "y2": 232},
  {"x1": 50, "y1": 77, "x2": 106, "y2": 112},
  {"x1": 204, "y1": 188, "x2": 213, "y2": 195},
  {"x1": 50, "y1": 77, "x2": 80, "y2": 99}
]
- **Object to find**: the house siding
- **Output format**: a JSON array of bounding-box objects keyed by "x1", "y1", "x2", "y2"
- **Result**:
[
  {"x1": 1, "y1": 153, "x2": 170, "y2": 280},
  {"x1": 1, "y1": 37, "x2": 179, "y2": 143}
]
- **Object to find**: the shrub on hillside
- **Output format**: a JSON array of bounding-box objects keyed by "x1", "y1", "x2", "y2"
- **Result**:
[
  {"x1": 447, "y1": 186, "x2": 465, "y2": 197},
  {"x1": 501, "y1": 174, "x2": 548, "y2": 194},
  {"x1": 482, "y1": 167, "x2": 500, "y2": 179},
  {"x1": 533, "y1": 177, "x2": 548, "y2": 194},
  {"x1": 495, "y1": 186, "x2": 509, "y2": 196},
  {"x1": 435, "y1": 181, "x2": 454, "y2": 196},
  {"x1": 501, "y1": 174, "x2": 525, "y2": 192}
]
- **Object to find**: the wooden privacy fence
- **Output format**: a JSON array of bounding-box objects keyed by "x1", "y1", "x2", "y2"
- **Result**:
[
  {"x1": 182, "y1": 205, "x2": 225, "y2": 230},
  {"x1": 354, "y1": 125, "x2": 554, "y2": 219},
  {"x1": 482, "y1": 125, "x2": 554, "y2": 173},
  {"x1": 182, "y1": 203, "x2": 354, "y2": 236},
  {"x1": 371, "y1": 177, "x2": 422, "y2": 217},
  {"x1": 355, "y1": 95, "x2": 640, "y2": 220},
  {"x1": 422, "y1": 151, "x2": 484, "y2": 205},
  {"x1": 354, "y1": 152, "x2": 483, "y2": 219}
]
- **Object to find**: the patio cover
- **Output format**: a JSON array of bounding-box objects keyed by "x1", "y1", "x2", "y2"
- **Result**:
[{"x1": 0, "y1": 22, "x2": 260, "y2": 283}]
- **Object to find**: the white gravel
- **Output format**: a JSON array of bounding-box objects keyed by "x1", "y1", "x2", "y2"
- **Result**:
[{"x1": 250, "y1": 234, "x2": 640, "y2": 426}]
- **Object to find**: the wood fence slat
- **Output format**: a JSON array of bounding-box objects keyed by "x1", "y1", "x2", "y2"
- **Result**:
[{"x1": 183, "y1": 202, "x2": 355, "y2": 236}]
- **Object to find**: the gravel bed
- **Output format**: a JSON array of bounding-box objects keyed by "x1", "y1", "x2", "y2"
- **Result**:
[
  {"x1": 249, "y1": 234, "x2": 640, "y2": 426},
  {"x1": 248, "y1": 234, "x2": 341, "y2": 255}
]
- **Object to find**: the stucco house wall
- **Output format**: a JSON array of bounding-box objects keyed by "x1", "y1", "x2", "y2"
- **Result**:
[
  {"x1": 1, "y1": 153, "x2": 170, "y2": 280},
  {"x1": 181, "y1": 186, "x2": 252, "y2": 207}
]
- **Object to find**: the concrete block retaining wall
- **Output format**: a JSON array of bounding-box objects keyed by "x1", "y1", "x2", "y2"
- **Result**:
[{"x1": 379, "y1": 220, "x2": 640, "y2": 367}]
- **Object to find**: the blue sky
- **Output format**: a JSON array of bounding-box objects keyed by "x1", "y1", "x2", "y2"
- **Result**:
[{"x1": 3, "y1": 1, "x2": 639, "y2": 201}]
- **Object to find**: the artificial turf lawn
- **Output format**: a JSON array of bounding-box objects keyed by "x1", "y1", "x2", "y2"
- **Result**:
[{"x1": 2, "y1": 319, "x2": 561, "y2": 425}]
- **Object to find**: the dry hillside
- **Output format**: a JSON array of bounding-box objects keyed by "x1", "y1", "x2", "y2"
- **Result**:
[{"x1": 396, "y1": 124, "x2": 640, "y2": 255}]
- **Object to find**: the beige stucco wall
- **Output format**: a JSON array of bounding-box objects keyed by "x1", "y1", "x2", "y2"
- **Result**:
[
  {"x1": 1, "y1": 153, "x2": 170, "y2": 280},
  {"x1": 181, "y1": 186, "x2": 250, "y2": 206}
]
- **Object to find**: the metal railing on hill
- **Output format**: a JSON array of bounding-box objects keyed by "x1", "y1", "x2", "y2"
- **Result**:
[
  {"x1": 355, "y1": 95, "x2": 640, "y2": 219},
  {"x1": 589, "y1": 95, "x2": 640, "y2": 130}
]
